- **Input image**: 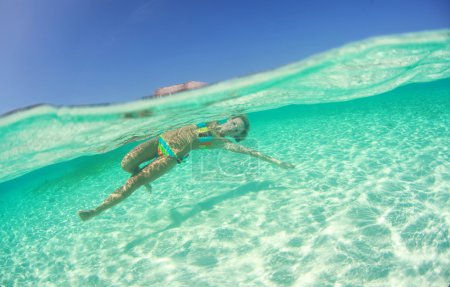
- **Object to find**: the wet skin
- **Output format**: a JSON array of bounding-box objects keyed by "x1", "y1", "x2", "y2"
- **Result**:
[{"x1": 78, "y1": 118, "x2": 295, "y2": 221}]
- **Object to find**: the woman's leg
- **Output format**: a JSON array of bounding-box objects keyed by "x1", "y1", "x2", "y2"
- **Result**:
[
  {"x1": 78, "y1": 156, "x2": 177, "y2": 221},
  {"x1": 121, "y1": 137, "x2": 159, "y2": 174}
]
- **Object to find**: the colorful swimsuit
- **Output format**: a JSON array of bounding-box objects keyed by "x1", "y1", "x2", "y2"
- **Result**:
[
  {"x1": 156, "y1": 119, "x2": 228, "y2": 164},
  {"x1": 196, "y1": 119, "x2": 227, "y2": 148}
]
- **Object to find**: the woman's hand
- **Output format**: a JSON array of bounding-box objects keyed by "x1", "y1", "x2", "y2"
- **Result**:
[{"x1": 77, "y1": 209, "x2": 97, "y2": 221}]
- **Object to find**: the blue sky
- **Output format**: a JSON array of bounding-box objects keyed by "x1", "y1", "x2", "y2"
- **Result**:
[{"x1": 0, "y1": 0, "x2": 449, "y2": 114}]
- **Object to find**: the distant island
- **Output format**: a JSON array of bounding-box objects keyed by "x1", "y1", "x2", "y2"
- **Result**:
[
  {"x1": 153, "y1": 81, "x2": 207, "y2": 97},
  {"x1": 123, "y1": 81, "x2": 208, "y2": 120}
]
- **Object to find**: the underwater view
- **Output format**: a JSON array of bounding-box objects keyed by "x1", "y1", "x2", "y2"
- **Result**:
[{"x1": 1, "y1": 30, "x2": 449, "y2": 286}]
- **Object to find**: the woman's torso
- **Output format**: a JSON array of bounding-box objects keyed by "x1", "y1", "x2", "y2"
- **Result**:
[{"x1": 160, "y1": 122, "x2": 221, "y2": 158}]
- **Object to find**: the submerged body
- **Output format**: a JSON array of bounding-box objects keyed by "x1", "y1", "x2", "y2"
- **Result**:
[
  {"x1": 78, "y1": 116, "x2": 294, "y2": 221},
  {"x1": 1, "y1": 31, "x2": 449, "y2": 286}
]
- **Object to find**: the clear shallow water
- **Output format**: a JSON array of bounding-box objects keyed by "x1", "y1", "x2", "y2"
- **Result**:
[
  {"x1": 1, "y1": 30, "x2": 449, "y2": 183},
  {"x1": 1, "y1": 31, "x2": 450, "y2": 286}
]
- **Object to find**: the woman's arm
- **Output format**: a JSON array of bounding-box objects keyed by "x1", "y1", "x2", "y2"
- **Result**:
[{"x1": 221, "y1": 140, "x2": 295, "y2": 169}]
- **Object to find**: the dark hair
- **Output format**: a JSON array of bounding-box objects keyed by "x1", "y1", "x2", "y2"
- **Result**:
[{"x1": 232, "y1": 114, "x2": 250, "y2": 142}]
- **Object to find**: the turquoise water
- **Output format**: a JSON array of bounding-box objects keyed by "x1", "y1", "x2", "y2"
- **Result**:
[{"x1": 1, "y1": 30, "x2": 449, "y2": 286}]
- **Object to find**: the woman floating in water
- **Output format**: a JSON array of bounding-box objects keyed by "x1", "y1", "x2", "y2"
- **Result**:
[{"x1": 78, "y1": 115, "x2": 295, "y2": 221}]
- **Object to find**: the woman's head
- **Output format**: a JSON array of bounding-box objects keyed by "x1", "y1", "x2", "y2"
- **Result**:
[{"x1": 220, "y1": 114, "x2": 250, "y2": 142}]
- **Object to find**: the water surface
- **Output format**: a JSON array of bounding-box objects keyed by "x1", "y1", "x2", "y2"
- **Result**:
[{"x1": 0, "y1": 30, "x2": 449, "y2": 286}]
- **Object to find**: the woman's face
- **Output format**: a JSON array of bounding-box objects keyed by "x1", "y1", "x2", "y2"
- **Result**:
[{"x1": 220, "y1": 117, "x2": 245, "y2": 137}]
